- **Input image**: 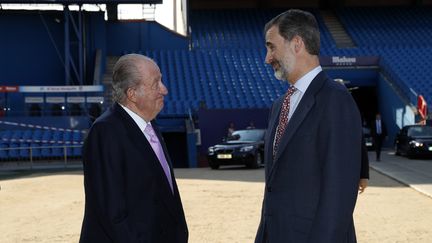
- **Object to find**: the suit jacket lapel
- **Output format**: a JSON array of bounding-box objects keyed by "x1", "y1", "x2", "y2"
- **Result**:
[
  {"x1": 151, "y1": 120, "x2": 185, "y2": 221},
  {"x1": 113, "y1": 104, "x2": 180, "y2": 220},
  {"x1": 273, "y1": 97, "x2": 315, "y2": 162},
  {"x1": 265, "y1": 97, "x2": 283, "y2": 176},
  {"x1": 113, "y1": 103, "x2": 154, "y2": 157},
  {"x1": 268, "y1": 72, "x2": 327, "y2": 180}
]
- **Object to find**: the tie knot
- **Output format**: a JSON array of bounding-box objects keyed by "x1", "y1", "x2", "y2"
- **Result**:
[
  {"x1": 286, "y1": 86, "x2": 296, "y2": 97},
  {"x1": 145, "y1": 124, "x2": 158, "y2": 143}
]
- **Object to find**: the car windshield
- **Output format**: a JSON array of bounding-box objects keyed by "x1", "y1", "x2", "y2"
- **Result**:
[
  {"x1": 407, "y1": 126, "x2": 432, "y2": 137},
  {"x1": 362, "y1": 126, "x2": 371, "y2": 135},
  {"x1": 227, "y1": 130, "x2": 265, "y2": 143}
]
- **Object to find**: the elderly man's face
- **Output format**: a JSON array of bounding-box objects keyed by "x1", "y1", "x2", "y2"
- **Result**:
[{"x1": 133, "y1": 60, "x2": 168, "y2": 119}]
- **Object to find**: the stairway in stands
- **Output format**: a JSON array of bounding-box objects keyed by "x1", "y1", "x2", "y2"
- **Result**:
[
  {"x1": 321, "y1": 10, "x2": 356, "y2": 48},
  {"x1": 102, "y1": 56, "x2": 119, "y2": 107}
]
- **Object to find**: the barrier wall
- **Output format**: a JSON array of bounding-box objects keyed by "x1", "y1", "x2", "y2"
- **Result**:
[{"x1": 378, "y1": 74, "x2": 416, "y2": 147}]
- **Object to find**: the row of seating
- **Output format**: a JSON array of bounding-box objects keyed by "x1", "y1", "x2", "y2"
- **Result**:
[
  {"x1": 0, "y1": 142, "x2": 82, "y2": 161},
  {"x1": 0, "y1": 129, "x2": 85, "y2": 161},
  {"x1": 124, "y1": 49, "x2": 287, "y2": 113},
  {"x1": 0, "y1": 129, "x2": 84, "y2": 144},
  {"x1": 337, "y1": 8, "x2": 432, "y2": 47},
  {"x1": 190, "y1": 9, "x2": 336, "y2": 50},
  {"x1": 336, "y1": 7, "x2": 432, "y2": 104},
  {"x1": 124, "y1": 8, "x2": 432, "y2": 115},
  {"x1": 190, "y1": 8, "x2": 432, "y2": 107}
]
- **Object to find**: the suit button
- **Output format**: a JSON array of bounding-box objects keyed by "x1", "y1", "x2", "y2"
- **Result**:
[{"x1": 267, "y1": 186, "x2": 272, "y2": 192}]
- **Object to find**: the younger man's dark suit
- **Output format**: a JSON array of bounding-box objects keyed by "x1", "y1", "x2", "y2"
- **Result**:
[{"x1": 255, "y1": 72, "x2": 362, "y2": 243}]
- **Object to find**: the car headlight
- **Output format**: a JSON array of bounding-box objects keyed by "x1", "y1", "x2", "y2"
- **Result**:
[
  {"x1": 240, "y1": 145, "x2": 254, "y2": 152},
  {"x1": 409, "y1": 140, "x2": 423, "y2": 147}
]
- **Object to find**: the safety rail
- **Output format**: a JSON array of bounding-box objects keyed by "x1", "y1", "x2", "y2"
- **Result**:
[{"x1": 0, "y1": 144, "x2": 82, "y2": 170}]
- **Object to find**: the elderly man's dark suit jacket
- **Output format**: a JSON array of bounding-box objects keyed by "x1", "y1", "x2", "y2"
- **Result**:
[
  {"x1": 255, "y1": 72, "x2": 362, "y2": 243},
  {"x1": 80, "y1": 103, "x2": 188, "y2": 243},
  {"x1": 360, "y1": 137, "x2": 370, "y2": 179}
]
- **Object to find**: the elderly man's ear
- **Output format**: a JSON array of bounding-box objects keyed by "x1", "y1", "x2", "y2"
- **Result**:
[{"x1": 126, "y1": 87, "x2": 137, "y2": 103}]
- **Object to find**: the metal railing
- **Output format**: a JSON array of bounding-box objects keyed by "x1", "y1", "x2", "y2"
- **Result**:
[{"x1": 0, "y1": 144, "x2": 82, "y2": 170}]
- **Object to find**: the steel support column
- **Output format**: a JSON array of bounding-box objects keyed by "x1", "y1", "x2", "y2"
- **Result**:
[{"x1": 63, "y1": 5, "x2": 84, "y2": 86}]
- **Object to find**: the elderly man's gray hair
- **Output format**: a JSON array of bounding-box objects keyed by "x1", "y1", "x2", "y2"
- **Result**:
[{"x1": 112, "y1": 54, "x2": 154, "y2": 103}]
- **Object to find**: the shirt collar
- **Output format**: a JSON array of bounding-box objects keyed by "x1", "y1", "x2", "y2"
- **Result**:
[
  {"x1": 292, "y1": 66, "x2": 322, "y2": 93},
  {"x1": 119, "y1": 103, "x2": 151, "y2": 132}
]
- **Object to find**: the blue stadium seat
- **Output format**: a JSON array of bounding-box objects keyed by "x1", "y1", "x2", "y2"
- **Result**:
[
  {"x1": 51, "y1": 143, "x2": 64, "y2": 158},
  {"x1": 0, "y1": 143, "x2": 8, "y2": 160},
  {"x1": 41, "y1": 143, "x2": 51, "y2": 158},
  {"x1": 19, "y1": 143, "x2": 30, "y2": 159},
  {"x1": 42, "y1": 130, "x2": 52, "y2": 142},
  {"x1": 22, "y1": 130, "x2": 32, "y2": 141},
  {"x1": 72, "y1": 131, "x2": 83, "y2": 142},
  {"x1": 30, "y1": 143, "x2": 42, "y2": 159},
  {"x1": 32, "y1": 129, "x2": 43, "y2": 141},
  {"x1": 73, "y1": 145, "x2": 82, "y2": 157},
  {"x1": 8, "y1": 143, "x2": 20, "y2": 160}
]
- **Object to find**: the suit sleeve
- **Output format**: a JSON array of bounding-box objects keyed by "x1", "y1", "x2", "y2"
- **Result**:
[
  {"x1": 255, "y1": 100, "x2": 280, "y2": 243},
  {"x1": 360, "y1": 136, "x2": 370, "y2": 179},
  {"x1": 83, "y1": 122, "x2": 138, "y2": 242},
  {"x1": 309, "y1": 90, "x2": 362, "y2": 243},
  {"x1": 383, "y1": 122, "x2": 388, "y2": 137}
]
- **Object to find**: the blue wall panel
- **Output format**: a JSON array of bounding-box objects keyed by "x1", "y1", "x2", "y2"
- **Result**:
[
  {"x1": 106, "y1": 21, "x2": 188, "y2": 55},
  {"x1": 0, "y1": 11, "x2": 106, "y2": 87},
  {"x1": 0, "y1": 11, "x2": 65, "y2": 86}
]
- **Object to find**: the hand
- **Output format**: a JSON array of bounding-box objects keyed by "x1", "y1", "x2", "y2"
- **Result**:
[{"x1": 358, "y1": 178, "x2": 368, "y2": 194}]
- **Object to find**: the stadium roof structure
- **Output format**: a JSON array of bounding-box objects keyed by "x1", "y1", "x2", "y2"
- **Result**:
[
  {"x1": 1, "y1": 0, "x2": 162, "y2": 3},
  {"x1": 1, "y1": 0, "x2": 164, "y2": 87}
]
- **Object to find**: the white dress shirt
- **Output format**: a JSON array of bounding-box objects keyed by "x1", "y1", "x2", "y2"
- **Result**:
[
  {"x1": 119, "y1": 104, "x2": 153, "y2": 143},
  {"x1": 273, "y1": 66, "x2": 322, "y2": 150},
  {"x1": 287, "y1": 66, "x2": 322, "y2": 121},
  {"x1": 376, "y1": 119, "x2": 382, "y2": 135}
]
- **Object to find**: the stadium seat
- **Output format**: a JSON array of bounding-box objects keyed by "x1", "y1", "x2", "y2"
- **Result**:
[{"x1": 0, "y1": 143, "x2": 8, "y2": 160}]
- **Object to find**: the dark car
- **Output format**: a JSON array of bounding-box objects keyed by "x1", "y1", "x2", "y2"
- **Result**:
[
  {"x1": 363, "y1": 126, "x2": 374, "y2": 150},
  {"x1": 395, "y1": 125, "x2": 432, "y2": 158},
  {"x1": 207, "y1": 129, "x2": 265, "y2": 169}
]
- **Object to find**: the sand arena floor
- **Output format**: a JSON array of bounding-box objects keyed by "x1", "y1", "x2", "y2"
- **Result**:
[{"x1": 1, "y1": 167, "x2": 432, "y2": 243}]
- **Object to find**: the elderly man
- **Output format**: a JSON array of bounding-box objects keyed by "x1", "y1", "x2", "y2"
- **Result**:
[
  {"x1": 80, "y1": 54, "x2": 188, "y2": 243},
  {"x1": 255, "y1": 9, "x2": 362, "y2": 243}
]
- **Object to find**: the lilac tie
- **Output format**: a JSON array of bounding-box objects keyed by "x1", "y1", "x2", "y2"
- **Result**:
[{"x1": 145, "y1": 124, "x2": 174, "y2": 193}]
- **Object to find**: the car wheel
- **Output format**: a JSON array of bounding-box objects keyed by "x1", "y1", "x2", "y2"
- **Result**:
[
  {"x1": 407, "y1": 150, "x2": 415, "y2": 159},
  {"x1": 395, "y1": 144, "x2": 400, "y2": 156},
  {"x1": 248, "y1": 153, "x2": 262, "y2": 169},
  {"x1": 209, "y1": 160, "x2": 219, "y2": 169}
]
